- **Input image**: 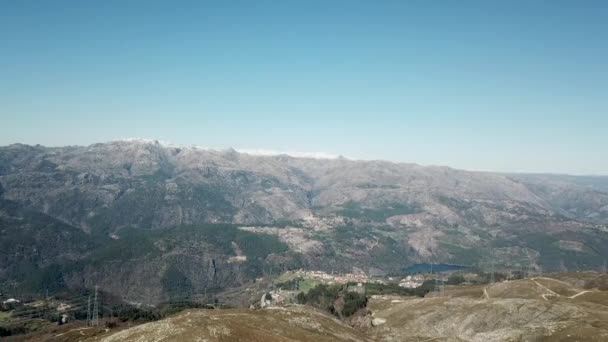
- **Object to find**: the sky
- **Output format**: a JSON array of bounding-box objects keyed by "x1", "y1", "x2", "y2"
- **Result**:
[{"x1": 1, "y1": 1, "x2": 607, "y2": 175}]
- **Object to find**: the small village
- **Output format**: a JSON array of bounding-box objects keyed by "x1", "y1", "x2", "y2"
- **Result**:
[
  {"x1": 291, "y1": 270, "x2": 380, "y2": 285},
  {"x1": 285, "y1": 269, "x2": 426, "y2": 288},
  {"x1": 253, "y1": 270, "x2": 438, "y2": 310}
]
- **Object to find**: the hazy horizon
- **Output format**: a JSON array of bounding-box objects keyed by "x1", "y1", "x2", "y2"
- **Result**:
[{"x1": 2, "y1": 137, "x2": 607, "y2": 177}]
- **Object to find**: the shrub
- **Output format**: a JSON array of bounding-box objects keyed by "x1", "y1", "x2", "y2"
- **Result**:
[
  {"x1": 447, "y1": 274, "x2": 466, "y2": 285},
  {"x1": 296, "y1": 284, "x2": 368, "y2": 318}
]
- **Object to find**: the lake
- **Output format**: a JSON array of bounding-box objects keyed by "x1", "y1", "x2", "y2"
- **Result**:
[{"x1": 403, "y1": 263, "x2": 469, "y2": 274}]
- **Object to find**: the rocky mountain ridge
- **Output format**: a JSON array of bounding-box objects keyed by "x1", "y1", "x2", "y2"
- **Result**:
[{"x1": 1, "y1": 140, "x2": 607, "y2": 303}]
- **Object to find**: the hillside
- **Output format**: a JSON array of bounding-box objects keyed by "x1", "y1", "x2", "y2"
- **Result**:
[
  {"x1": 14, "y1": 273, "x2": 608, "y2": 342},
  {"x1": 1, "y1": 140, "x2": 608, "y2": 303},
  {"x1": 40, "y1": 306, "x2": 373, "y2": 342},
  {"x1": 367, "y1": 275, "x2": 608, "y2": 341}
]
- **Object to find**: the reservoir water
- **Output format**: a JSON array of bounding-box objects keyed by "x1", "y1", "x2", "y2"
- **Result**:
[{"x1": 403, "y1": 263, "x2": 469, "y2": 274}]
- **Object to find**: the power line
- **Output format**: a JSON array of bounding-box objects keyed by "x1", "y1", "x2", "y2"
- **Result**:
[
  {"x1": 8, "y1": 300, "x2": 90, "y2": 319},
  {"x1": 5, "y1": 303, "x2": 90, "y2": 325},
  {"x1": 0, "y1": 317, "x2": 51, "y2": 327},
  {"x1": 9, "y1": 295, "x2": 89, "y2": 317},
  {"x1": 1, "y1": 290, "x2": 95, "y2": 327}
]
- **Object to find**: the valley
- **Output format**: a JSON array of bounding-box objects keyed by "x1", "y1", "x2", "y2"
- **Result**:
[{"x1": 1, "y1": 141, "x2": 608, "y2": 340}]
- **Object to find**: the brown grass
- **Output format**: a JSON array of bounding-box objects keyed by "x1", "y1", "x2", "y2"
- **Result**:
[{"x1": 95, "y1": 306, "x2": 373, "y2": 342}]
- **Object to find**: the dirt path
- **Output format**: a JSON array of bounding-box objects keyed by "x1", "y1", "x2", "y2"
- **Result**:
[
  {"x1": 531, "y1": 278, "x2": 561, "y2": 301},
  {"x1": 532, "y1": 279, "x2": 558, "y2": 296},
  {"x1": 54, "y1": 327, "x2": 92, "y2": 337},
  {"x1": 532, "y1": 277, "x2": 573, "y2": 287},
  {"x1": 568, "y1": 290, "x2": 593, "y2": 299},
  {"x1": 540, "y1": 294, "x2": 553, "y2": 301},
  {"x1": 531, "y1": 278, "x2": 595, "y2": 301}
]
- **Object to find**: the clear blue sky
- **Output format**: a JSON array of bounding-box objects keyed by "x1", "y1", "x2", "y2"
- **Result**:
[{"x1": 1, "y1": 1, "x2": 607, "y2": 174}]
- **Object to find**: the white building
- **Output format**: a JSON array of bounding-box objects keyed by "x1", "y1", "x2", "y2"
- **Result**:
[
  {"x1": 3, "y1": 298, "x2": 20, "y2": 305},
  {"x1": 398, "y1": 275, "x2": 424, "y2": 288}
]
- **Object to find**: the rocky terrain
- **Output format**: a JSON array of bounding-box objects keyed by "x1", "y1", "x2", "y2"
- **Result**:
[{"x1": 1, "y1": 140, "x2": 608, "y2": 303}]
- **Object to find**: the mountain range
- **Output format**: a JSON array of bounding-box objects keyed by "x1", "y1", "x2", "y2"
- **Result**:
[{"x1": 1, "y1": 140, "x2": 607, "y2": 303}]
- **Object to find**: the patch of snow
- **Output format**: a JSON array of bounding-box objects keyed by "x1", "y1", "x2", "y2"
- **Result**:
[
  {"x1": 236, "y1": 148, "x2": 347, "y2": 160},
  {"x1": 113, "y1": 138, "x2": 350, "y2": 160}
]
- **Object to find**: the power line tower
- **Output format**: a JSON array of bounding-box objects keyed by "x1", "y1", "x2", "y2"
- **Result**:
[
  {"x1": 429, "y1": 244, "x2": 440, "y2": 297},
  {"x1": 92, "y1": 285, "x2": 99, "y2": 327},
  {"x1": 269, "y1": 266, "x2": 274, "y2": 291},
  {"x1": 86, "y1": 295, "x2": 91, "y2": 326}
]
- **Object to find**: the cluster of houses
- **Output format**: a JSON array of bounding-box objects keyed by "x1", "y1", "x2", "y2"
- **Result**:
[
  {"x1": 398, "y1": 275, "x2": 425, "y2": 288},
  {"x1": 285, "y1": 269, "x2": 429, "y2": 288},
  {"x1": 292, "y1": 269, "x2": 384, "y2": 285}
]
